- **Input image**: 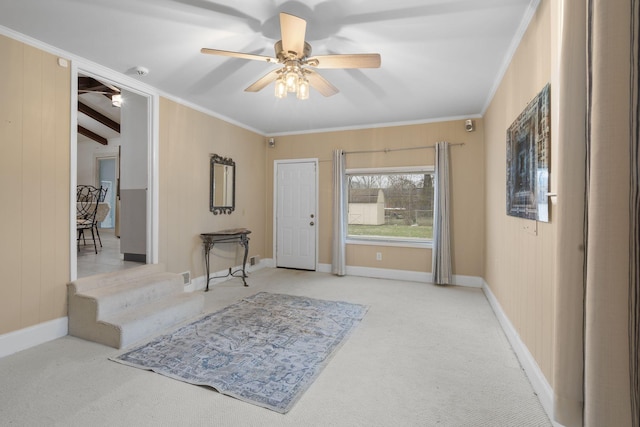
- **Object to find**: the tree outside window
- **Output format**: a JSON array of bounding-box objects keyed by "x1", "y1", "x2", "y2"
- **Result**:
[{"x1": 347, "y1": 170, "x2": 434, "y2": 241}]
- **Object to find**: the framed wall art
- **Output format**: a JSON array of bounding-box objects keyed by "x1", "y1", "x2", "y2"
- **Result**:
[{"x1": 506, "y1": 83, "x2": 551, "y2": 222}]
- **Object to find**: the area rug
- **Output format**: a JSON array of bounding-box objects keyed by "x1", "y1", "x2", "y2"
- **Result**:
[{"x1": 111, "y1": 292, "x2": 368, "y2": 413}]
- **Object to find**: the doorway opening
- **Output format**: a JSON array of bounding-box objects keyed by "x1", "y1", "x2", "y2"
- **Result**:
[{"x1": 74, "y1": 72, "x2": 153, "y2": 279}]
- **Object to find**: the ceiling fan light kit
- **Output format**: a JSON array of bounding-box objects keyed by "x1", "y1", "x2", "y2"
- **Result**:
[
  {"x1": 274, "y1": 61, "x2": 310, "y2": 100},
  {"x1": 201, "y1": 12, "x2": 381, "y2": 101},
  {"x1": 111, "y1": 94, "x2": 122, "y2": 107}
]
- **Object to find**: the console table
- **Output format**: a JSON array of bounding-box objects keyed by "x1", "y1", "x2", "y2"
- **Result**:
[{"x1": 200, "y1": 228, "x2": 251, "y2": 291}]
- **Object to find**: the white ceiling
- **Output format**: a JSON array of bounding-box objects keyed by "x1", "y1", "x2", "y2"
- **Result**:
[{"x1": 0, "y1": 0, "x2": 538, "y2": 135}]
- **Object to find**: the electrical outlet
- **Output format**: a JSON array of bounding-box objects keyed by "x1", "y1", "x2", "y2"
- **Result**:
[
  {"x1": 376, "y1": 252, "x2": 382, "y2": 261},
  {"x1": 523, "y1": 221, "x2": 538, "y2": 236}
]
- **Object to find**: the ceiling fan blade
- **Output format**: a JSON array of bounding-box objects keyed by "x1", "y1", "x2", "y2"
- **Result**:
[
  {"x1": 280, "y1": 12, "x2": 307, "y2": 58},
  {"x1": 307, "y1": 54, "x2": 381, "y2": 69},
  {"x1": 200, "y1": 48, "x2": 278, "y2": 64},
  {"x1": 305, "y1": 70, "x2": 339, "y2": 97},
  {"x1": 244, "y1": 69, "x2": 281, "y2": 92}
]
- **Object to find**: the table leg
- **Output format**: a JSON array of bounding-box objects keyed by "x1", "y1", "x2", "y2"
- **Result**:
[
  {"x1": 239, "y1": 235, "x2": 250, "y2": 287},
  {"x1": 204, "y1": 244, "x2": 212, "y2": 292}
]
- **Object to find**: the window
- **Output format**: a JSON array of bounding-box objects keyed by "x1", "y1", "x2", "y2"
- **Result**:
[{"x1": 346, "y1": 166, "x2": 435, "y2": 245}]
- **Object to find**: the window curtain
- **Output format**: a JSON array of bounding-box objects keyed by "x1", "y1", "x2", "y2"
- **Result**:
[
  {"x1": 552, "y1": 0, "x2": 587, "y2": 424},
  {"x1": 331, "y1": 149, "x2": 346, "y2": 276},
  {"x1": 431, "y1": 141, "x2": 452, "y2": 285},
  {"x1": 583, "y1": 1, "x2": 638, "y2": 425}
]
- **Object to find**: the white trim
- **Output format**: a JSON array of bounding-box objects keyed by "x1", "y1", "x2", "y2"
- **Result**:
[
  {"x1": 481, "y1": 279, "x2": 560, "y2": 426},
  {"x1": 156, "y1": 91, "x2": 264, "y2": 136},
  {"x1": 346, "y1": 265, "x2": 432, "y2": 282},
  {"x1": 346, "y1": 165, "x2": 435, "y2": 175},
  {"x1": 149, "y1": 95, "x2": 160, "y2": 264},
  {"x1": 61, "y1": 40, "x2": 159, "y2": 279},
  {"x1": 266, "y1": 114, "x2": 483, "y2": 137},
  {"x1": 453, "y1": 274, "x2": 484, "y2": 288},
  {"x1": 481, "y1": 0, "x2": 542, "y2": 115},
  {"x1": 0, "y1": 318, "x2": 68, "y2": 359},
  {"x1": 273, "y1": 159, "x2": 319, "y2": 271},
  {"x1": 148, "y1": 92, "x2": 160, "y2": 264},
  {"x1": 70, "y1": 62, "x2": 79, "y2": 281},
  {"x1": 346, "y1": 238, "x2": 432, "y2": 249},
  {"x1": 317, "y1": 263, "x2": 482, "y2": 288},
  {"x1": 73, "y1": 68, "x2": 159, "y2": 269}
]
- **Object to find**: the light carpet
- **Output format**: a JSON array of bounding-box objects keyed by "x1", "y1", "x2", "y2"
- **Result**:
[
  {"x1": 0, "y1": 268, "x2": 552, "y2": 426},
  {"x1": 111, "y1": 291, "x2": 368, "y2": 413}
]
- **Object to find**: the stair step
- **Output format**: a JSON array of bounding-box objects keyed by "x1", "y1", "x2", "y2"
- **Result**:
[
  {"x1": 71, "y1": 264, "x2": 167, "y2": 293},
  {"x1": 67, "y1": 264, "x2": 205, "y2": 349},
  {"x1": 81, "y1": 272, "x2": 184, "y2": 318},
  {"x1": 102, "y1": 292, "x2": 204, "y2": 349}
]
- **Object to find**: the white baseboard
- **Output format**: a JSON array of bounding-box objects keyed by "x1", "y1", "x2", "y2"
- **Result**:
[
  {"x1": 345, "y1": 264, "x2": 432, "y2": 282},
  {"x1": 317, "y1": 263, "x2": 482, "y2": 288},
  {"x1": 482, "y1": 279, "x2": 560, "y2": 426},
  {"x1": 186, "y1": 258, "x2": 274, "y2": 292},
  {"x1": 0, "y1": 317, "x2": 68, "y2": 359}
]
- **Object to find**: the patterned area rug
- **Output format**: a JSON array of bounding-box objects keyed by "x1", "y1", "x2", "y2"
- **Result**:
[{"x1": 111, "y1": 292, "x2": 368, "y2": 413}]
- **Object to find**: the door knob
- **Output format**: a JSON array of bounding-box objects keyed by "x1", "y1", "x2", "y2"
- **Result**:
[
  {"x1": 310, "y1": 221, "x2": 315, "y2": 226},
  {"x1": 310, "y1": 214, "x2": 315, "y2": 218}
]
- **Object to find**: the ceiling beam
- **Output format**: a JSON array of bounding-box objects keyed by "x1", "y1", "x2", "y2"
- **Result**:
[
  {"x1": 78, "y1": 101, "x2": 121, "y2": 133},
  {"x1": 78, "y1": 125, "x2": 108, "y2": 145},
  {"x1": 78, "y1": 76, "x2": 119, "y2": 95}
]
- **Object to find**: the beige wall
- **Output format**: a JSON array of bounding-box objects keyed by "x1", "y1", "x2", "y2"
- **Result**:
[
  {"x1": 0, "y1": 7, "x2": 554, "y2": 400},
  {"x1": 0, "y1": 35, "x2": 71, "y2": 334},
  {"x1": 157, "y1": 98, "x2": 267, "y2": 278},
  {"x1": 483, "y1": 0, "x2": 556, "y2": 383},
  {"x1": 265, "y1": 119, "x2": 485, "y2": 277}
]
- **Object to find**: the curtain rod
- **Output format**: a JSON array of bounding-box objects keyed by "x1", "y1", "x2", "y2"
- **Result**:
[{"x1": 344, "y1": 142, "x2": 465, "y2": 155}]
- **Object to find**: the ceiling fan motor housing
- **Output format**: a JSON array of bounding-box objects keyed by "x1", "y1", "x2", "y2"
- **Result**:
[{"x1": 274, "y1": 40, "x2": 312, "y2": 62}]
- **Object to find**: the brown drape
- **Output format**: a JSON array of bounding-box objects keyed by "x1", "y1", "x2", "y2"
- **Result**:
[
  {"x1": 554, "y1": 0, "x2": 639, "y2": 425},
  {"x1": 630, "y1": 3, "x2": 640, "y2": 424},
  {"x1": 553, "y1": 0, "x2": 587, "y2": 424},
  {"x1": 584, "y1": 0, "x2": 634, "y2": 425}
]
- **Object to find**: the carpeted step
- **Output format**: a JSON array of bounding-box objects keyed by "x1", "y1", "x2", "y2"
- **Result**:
[
  {"x1": 101, "y1": 292, "x2": 205, "y2": 349},
  {"x1": 68, "y1": 264, "x2": 204, "y2": 349},
  {"x1": 82, "y1": 272, "x2": 184, "y2": 318},
  {"x1": 71, "y1": 263, "x2": 167, "y2": 293}
]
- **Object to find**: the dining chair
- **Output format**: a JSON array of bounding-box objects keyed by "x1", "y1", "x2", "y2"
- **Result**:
[
  {"x1": 76, "y1": 185, "x2": 103, "y2": 254},
  {"x1": 93, "y1": 186, "x2": 109, "y2": 248}
]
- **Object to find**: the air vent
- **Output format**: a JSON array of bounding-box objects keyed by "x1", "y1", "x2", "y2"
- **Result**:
[{"x1": 181, "y1": 271, "x2": 191, "y2": 285}]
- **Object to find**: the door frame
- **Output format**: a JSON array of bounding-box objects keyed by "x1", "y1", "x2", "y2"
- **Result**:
[
  {"x1": 70, "y1": 64, "x2": 159, "y2": 281},
  {"x1": 273, "y1": 158, "x2": 319, "y2": 270},
  {"x1": 95, "y1": 155, "x2": 118, "y2": 228}
]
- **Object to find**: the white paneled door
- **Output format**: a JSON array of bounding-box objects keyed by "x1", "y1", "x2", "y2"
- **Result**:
[{"x1": 275, "y1": 160, "x2": 317, "y2": 270}]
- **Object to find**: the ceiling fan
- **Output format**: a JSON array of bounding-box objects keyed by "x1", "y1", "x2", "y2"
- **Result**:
[
  {"x1": 201, "y1": 12, "x2": 381, "y2": 99},
  {"x1": 78, "y1": 76, "x2": 122, "y2": 106}
]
